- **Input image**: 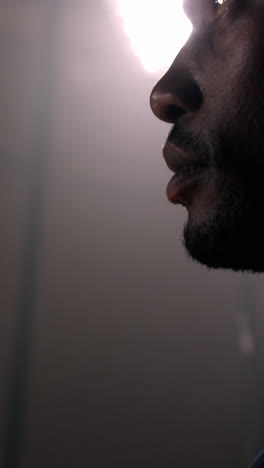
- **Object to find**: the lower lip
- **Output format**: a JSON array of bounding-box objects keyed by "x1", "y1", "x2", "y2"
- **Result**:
[{"x1": 166, "y1": 166, "x2": 209, "y2": 205}]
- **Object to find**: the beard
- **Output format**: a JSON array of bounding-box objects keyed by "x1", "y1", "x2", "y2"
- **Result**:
[
  {"x1": 166, "y1": 117, "x2": 264, "y2": 273},
  {"x1": 183, "y1": 170, "x2": 264, "y2": 273}
]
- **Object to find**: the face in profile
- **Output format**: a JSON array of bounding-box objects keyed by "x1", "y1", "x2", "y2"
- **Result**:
[{"x1": 150, "y1": 0, "x2": 264, "y2": 273}]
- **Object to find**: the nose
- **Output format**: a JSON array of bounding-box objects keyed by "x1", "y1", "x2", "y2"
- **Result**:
[{"x1": 150, "y1": 65, "x2": 203, "y2": 123}]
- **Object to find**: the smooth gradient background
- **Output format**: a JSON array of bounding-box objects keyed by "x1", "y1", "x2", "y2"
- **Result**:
[{"x1": 1, "y1": 1, "x2": 264, "y2": 467}]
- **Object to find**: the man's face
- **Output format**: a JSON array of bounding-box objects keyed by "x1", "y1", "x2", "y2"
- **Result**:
[{"x1": 150, "y1": 0, "x2": 264, "y2": 273}]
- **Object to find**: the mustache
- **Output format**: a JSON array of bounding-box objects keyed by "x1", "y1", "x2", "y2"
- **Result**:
[{"x1": 167, "y1": 124, "x2": 212, "y2": 163}]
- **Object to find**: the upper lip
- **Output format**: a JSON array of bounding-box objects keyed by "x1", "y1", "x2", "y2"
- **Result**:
[{"x1": 163, "y1": 140, "x2": 209, "y2": 174}]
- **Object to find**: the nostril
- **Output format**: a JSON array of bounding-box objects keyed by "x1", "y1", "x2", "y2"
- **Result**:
[
  {"x1": 150, "y1": 88, "x2": 202, "y2": 123},
  {"x1": 150, "y1": 91, "x2": 187, "y2": 123},
  {"x1": 166, "y1": 104, "x2": 186, "y2": 122},
  {"x1": 185, "y1": 83, "x2": 203, "y2": 111},
  {"x1": 150, "y1": 71, "x2": 203, "y2": 124}
]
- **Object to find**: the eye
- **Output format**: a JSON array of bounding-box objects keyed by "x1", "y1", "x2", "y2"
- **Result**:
[{"x1": 213, "y1": 0, "x2": 228, "y2": 15}]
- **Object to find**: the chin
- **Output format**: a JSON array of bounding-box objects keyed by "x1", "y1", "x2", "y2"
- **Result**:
[
  {"x1": 183, "y1": 225, "x2": 262, "y2": 273},
  {"x1": 182, "y1": 189, "x2": 264, "y2": 274}
]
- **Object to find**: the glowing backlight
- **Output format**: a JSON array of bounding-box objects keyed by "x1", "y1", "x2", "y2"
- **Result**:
[{"x1": 116, "y1": 0, "x2": 192, "y2": 73}]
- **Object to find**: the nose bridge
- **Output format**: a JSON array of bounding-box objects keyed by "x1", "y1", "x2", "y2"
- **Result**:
[{"x1": 150, "y1": 60, "x2": 203, "y2": 123}]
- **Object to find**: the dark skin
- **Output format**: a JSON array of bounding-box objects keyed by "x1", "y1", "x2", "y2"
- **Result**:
[{"x1": 150, "y1": 0, "x2": 264, "y2": 273}]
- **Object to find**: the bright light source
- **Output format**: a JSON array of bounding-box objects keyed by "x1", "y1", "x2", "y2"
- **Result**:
[{"x1": 115, "y1": 0, "x2": 192, "y2": 73}]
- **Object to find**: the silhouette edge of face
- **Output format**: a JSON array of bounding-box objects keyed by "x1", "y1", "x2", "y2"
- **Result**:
[{"x1": 150, "y1": 0, "x2": 264, "y2": 273}]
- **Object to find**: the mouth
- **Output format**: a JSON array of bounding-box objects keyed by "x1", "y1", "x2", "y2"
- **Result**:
[
  {"x1": 166, "y1": 166, "x2": 209, "y2": 205},
  {"x1": 163, "y1": 141, "x2": 210, "y2": 206}
]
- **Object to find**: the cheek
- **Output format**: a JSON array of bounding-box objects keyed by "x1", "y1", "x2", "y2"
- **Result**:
[
  {"x1": 198, "y1": 27, "x2": 253, "y2": 126},
  {"x1": 199, "y1": 62, "x2": 259, "y2": 168}
]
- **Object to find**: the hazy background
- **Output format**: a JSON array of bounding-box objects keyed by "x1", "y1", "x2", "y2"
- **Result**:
[{"x1": 1, "y1": 1, "x2": 264, "y2": 467}]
